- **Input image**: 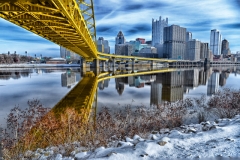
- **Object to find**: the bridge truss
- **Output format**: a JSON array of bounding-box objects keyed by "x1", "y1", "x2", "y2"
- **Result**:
[{"x1": 0, "y1": 0, "x2": 97, "y2": 60}]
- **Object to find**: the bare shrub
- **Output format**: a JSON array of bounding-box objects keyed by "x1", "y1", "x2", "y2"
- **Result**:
[
  {"x1": 2, "y1": 99, "x2": 188, "y2": 159},
  {"x1": 2, "y1": 99, "x2": 49, "y2": 159},
  {"x1": 208, "y1": 88, "x2": 240, "y2": 118}
]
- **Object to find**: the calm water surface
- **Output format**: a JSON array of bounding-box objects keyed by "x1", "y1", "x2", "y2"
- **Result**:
[{"x1": 1, "y1": 66, "x2": 240, "y2": 128}]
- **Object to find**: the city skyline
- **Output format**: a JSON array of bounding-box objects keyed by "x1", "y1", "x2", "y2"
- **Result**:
[{"x1": 0, "y1": 0, "x2": 239, "y2": 57}]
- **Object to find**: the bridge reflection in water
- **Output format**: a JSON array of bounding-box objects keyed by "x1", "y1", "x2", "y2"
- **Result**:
[
  {"x1": 19, "y1": 68, "x2": 176, "y2": 149},
  {"x1": 9, "y1": 66, "x2": 239, "y2": 151}
]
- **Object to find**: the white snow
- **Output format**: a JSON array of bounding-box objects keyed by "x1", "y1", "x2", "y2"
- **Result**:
[{"x1": 29, "y1": 115, "x2": 240, "y2": 160}]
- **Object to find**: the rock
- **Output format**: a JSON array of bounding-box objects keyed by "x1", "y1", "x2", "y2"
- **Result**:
[
  {"x1": 152, "y1": 131, "x2": 159, "y2": 134},
  {"x1": 55, "y1": 154, "x2": 62, "y2": 160},
  {"x1": 126, "y1": 137, "x2": 133, "y2": 142},
  {"x1": 133, "y1": 135, "x2": 141, "y2": 140},
  {"x1": 225, "y1": 138, "x2": 234, "y2": 142},
  {"x1": 117, "y1": 141, "x2": 134, "y2": 147},
  {"x1": 158, "y1": 141, "x2": 167, "y2": 146},
  {"x1": 95, "y1": 147, "x2": 105, "y2": 152},
  {"x1": 151, "y1": 134, "x2": 158, "y2": 140},
  {"x1": 160, "y1": 128, "x2": 170, "y2": 134},
  {"x1": 75, "y1": 152, "x2": 87, "y2": 159},
  {"x1": 140, "y1": 153, "x2": 148, "y2": 157},
  {"x1": 187, "y1": 128, "x2": 197, "y2": 133},
  {"x1": 107, "y1": 152, "x2": 117, "y2": 157}
]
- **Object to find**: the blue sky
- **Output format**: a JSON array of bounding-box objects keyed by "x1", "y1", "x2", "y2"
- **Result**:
[{"x1": 0, "y1": 0, "x2": 239, "y2": 57}]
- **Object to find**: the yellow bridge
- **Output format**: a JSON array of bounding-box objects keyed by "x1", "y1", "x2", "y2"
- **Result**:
[{"x1": 0, "y1": 0, "x2": 176, "y2": 63}]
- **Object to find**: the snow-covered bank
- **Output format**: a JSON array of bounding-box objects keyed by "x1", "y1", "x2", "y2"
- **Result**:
[{"x1": 25, "y1": 115, "x2": 240, "y2": 160}]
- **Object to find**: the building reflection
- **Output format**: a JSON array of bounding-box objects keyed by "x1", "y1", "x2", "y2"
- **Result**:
[
  {"x1": 162, "y1": 71, "x2": 184, "y2": 102},
  {"x1": 150, "y1": 82, "x2": 162, "y2": 106},
  {"x1": 207, "y1": 72, "x2": 220, "y2": 96},
  {"x1": 113, "y1": 66, "x2": 236, "y2": 105},
  {"x1": 0, "y1": 70, "x2": 31, "y2": 80},
  {"x1": 219, "y1": 71, "x2": 229, "y2": 87},
  {"x1": 98, "y1": 79, "x2": 110, "y2": 90},
  {"x1": 61, "y1": 71, "x2": 76, "y2": 88},
  {"x1": 115, "y1": 78, "x2": 125, "y2": 95}
]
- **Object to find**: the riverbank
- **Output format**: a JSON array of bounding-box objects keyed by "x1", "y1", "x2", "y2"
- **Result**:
[
  {"x1": 0, "y1": 64, "x2": 80, "y2": 68},
  {"x1": 22, "y1": 115, "x2": 240, "y2": 160}
]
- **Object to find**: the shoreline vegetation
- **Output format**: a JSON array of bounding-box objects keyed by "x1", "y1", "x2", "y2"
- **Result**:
[{"x1": 1, "y1": 88, "x2": 240, "y2": 159}]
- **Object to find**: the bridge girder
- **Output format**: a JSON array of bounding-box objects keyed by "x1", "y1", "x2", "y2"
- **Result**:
[{"x1": 0, "y1": 0, "x2": 98, "y2": 59}]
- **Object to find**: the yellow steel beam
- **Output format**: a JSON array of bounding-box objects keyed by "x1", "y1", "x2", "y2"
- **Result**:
[
  {"x1": 0, "y1": 0, "x2": 98, "y2": 59},
  {"x1": 98, "y1": 68, "x2": 177, "y2": 82}
]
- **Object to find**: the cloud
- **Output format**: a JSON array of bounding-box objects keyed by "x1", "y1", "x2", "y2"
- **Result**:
[
  {"x1": 221, "y1": 23, "x2": 240, "y2": 29},
  {"x1": 0, "y1": 0, "x2": 240, "y2": 55}
]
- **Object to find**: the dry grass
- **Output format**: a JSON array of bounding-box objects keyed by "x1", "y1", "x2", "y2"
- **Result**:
[{"x1": 2, "y1": 88, "x2": 240, "y2": 159}]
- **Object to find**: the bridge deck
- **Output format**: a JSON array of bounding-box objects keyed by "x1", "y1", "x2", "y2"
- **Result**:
[{"x1": 0, "y1": 0, "x2": 97, "y2": 60}]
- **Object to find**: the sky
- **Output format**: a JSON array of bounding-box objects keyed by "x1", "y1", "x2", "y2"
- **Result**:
[{"x1": 0, "y1": 0, "x2": 239, "y2": 57}]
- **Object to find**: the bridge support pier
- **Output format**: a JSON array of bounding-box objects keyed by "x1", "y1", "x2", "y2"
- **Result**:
[
  {"x1": 150, "y1": 60, "x2": 154, "y2": 70},
  {"x1": 112, "y1": 58, "x2": 116, "y2": 67},
  {"x1": 101, "y1": 60, "x2": 106, "y2": 71},
  {"x1": 131, "y1": 58, "x2": 135, "y2": 72},
  {"x1": 81, "y1": 59, "x2": 86, "y2": 76},
  {"x1": 92, "y1": 59, "x2": 99, "y2": 68}
]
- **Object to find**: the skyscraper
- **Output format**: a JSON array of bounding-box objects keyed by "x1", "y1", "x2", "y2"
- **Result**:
[
  {"x1": 210, "y1": 29, "x2": 222, "y2": 55},
  {"x1": 186, "y1": 32, "x2": 192, "y2": 42},
  {"x1": 163, "y1": 25, "x2": 186, "y2": 59},
  {"x1": 200, "y1": 43, "x2": 210, "y2": 60},
  {"x1": 60, "y1": 46, "x2": 80, "y2": 60},
  {"x1": 221, "y1": 39, "x2": 231, "y2": 56},
  {"x1": 115, "y1": 31, "x2": 133, "y2": 55},
  {"x1": 152, "y1": 16, "x2": 168, "y2": 46},
  {"x1": 115, "y1": 31, "x2": 125, "y2": 44},
  {"x1": 186, "y1": 39, "x2": 201, "y2": 61},
  {"x1": 97, "y1": 37, "x2": 110, "y2": 53}
]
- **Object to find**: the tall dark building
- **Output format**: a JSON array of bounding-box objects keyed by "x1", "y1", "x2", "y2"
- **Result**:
[
  {"x1": 200, "y1": 43, "x2": 210, "y2": 60},
  {"x1": 221, "y1": 39, "x2": 231, "y2": 56},
  {"x1": 163, "y1": 25, "x2": 186, "y2": 59},
  {"x1": 115, "y1": 31, "x2": 125, "y2": 44}
]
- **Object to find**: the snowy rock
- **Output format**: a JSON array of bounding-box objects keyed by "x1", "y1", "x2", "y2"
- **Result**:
[
  {"x1": 107, "y1": 151, "x2": 117, "y2": 157},
  {"x1": 117, "y1": 141, "x2": 134, "y2": 147},
  {"x1": 75, "y1": 152, "x2": 87, "y2": 159},
  {"x1": 187, "y1": 127, "x2": 197, "y2": 133},
  {"x1": 125, "y1": 137, "x2": 133, "y2": 142},
  {"x1": 160, "y1": 128, "x2": 170, "y2": 134},
  {"x1": 168, "y1": 130, "x2": 183, "y2": 138},
  {"x1": 158, "y1": 141, "x2": 167, "y2": 146},
  {"x1": 133, "y1": 135, "x2": 141, "y2": 140},
  {"x1": 55, "y1": 154, "x2": 62, "y2": 160},
  {"x1": 151, "y1": 134, "x2": 159, "y2": 140},
  {"x1": 95, "y1": 146, "x2": 105, "y2": 152},
  {"x1": 161, "y1": 137, "x2": 170, "y2": 142}
]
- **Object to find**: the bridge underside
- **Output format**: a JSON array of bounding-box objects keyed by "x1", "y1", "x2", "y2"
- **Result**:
[{"x1": 0, "y1": 0, "x2": 97, "y2": 60}]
